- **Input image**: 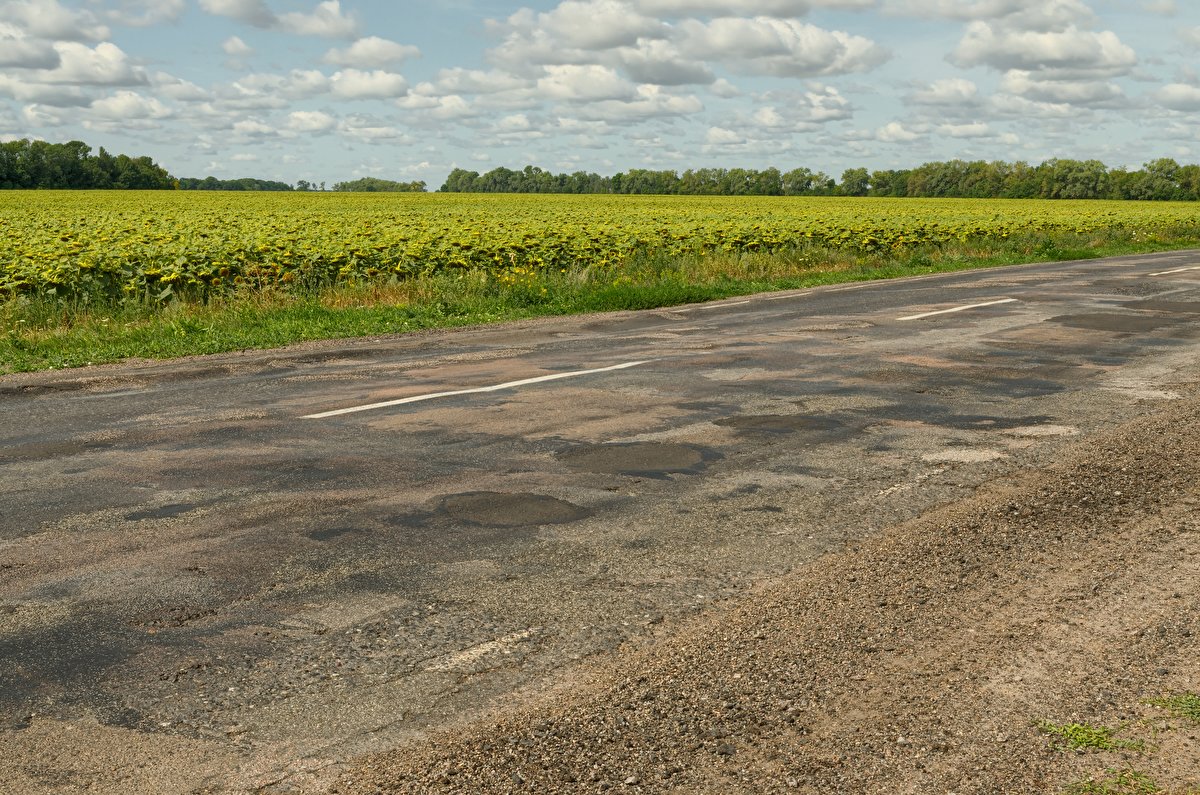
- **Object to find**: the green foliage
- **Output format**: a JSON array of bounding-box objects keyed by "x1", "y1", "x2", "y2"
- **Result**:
[
  {"x1": 437, "y1": 158, "x2": 1200, "y2": 200},
  {"x1": 1145, "y1": 693, "x2": 1200, "y2": 724},
  {"x1": 0, "y1": 139, "x2": 173, "y2": 190},
  {"x1": 1064, "y1": 769, "x2": 1161, "y2": 795},
  {"x1": 331, "y1": 177, "x2": 426, "y2": 192},
  {"x1": 1038, "y1": 721, "x2": 1145, "y2": 753},
  {"x1": 177, "y1": 176, "x2": 294, "y2": 192}
]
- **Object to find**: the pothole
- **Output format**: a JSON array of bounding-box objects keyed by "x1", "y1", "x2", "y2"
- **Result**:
[
  {"x1": 437, "y1": 492, "x2": 591, "y2": 527},
  {"x1": 1048, "y1": 313, "x2": 1178, "y2": 333},
  {"x1": 558, "y1": 442, "x2": 715, "y2": 477}
]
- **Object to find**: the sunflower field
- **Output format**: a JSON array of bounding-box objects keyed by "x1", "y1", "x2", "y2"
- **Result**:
[{"x1": 3, "y1": 191, "x2": 1199, "y2": 302}]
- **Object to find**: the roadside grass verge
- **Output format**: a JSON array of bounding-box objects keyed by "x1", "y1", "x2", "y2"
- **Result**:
[{"x1": 3, "y1": 229, "x2": 1199, "y2": 375}]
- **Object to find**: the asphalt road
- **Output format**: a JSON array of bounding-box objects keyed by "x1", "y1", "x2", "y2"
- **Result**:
[{"x1": 3, "y1": 250, "x2": 1200, "y2": 793}]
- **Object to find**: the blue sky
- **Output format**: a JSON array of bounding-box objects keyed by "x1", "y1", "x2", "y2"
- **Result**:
[{"x1": 2, "y1": 0, "x2": 1198, "y2": 187}]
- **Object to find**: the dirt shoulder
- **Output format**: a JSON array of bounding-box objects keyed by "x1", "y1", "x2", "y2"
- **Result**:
[{"x1": 339, "y1": 383, "x2": 1200, "y2": 794}]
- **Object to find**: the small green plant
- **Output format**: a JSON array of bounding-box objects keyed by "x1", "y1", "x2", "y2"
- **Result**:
[
  {"x1": 1064, "y1": 769, "x2": 1160, "y2": 795},
  {"x1": 1145, "y1": 693, "x2": 1200, "y2": 724},
  {"x1": 1038, "y1": 720, "x2": 1145, "y2": 752}
]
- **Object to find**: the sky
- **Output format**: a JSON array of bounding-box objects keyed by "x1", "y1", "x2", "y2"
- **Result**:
[{"x1": 2, "y1": 0, "x2": 1199, "y2": 187}]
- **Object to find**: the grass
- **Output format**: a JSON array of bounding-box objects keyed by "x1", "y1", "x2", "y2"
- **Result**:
[
  {"x1": 3, "y1": 228, "x2": 1199, "y2": 375},
  {"x1": 1145, "y1": 694, "x2": 1200, "y2": 724},
  {"x1": 1037, "y1": 720, "x2": 1146, "y2": 753},
  {"x1": 1065, "y1": 769, "x2": 1163, "y2": 795}
]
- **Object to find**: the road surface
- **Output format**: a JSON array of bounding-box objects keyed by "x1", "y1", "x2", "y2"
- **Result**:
[{"x1": 2, "y1": 251, "x2": 1200, "y2": 792}]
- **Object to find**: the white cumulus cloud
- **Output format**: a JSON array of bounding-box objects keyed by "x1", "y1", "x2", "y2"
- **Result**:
[
  {"x1": 330, "y1": 69, "x2": 409, "y2": 100},
  {"x1": 324, "y1": 37, "x2": 420, "y2": 68},
  {"x1": 678, "y1": 17, "x2": 888, "y2": 77},
  {"x1": 287, "y1": 109, "x2": 336, "y2": 131}
]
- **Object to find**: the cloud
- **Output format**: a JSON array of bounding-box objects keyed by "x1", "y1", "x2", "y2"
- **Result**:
[
  {"x1": 42, "y1": 42, "x2": 148, "y2": 86},
  {"x1": 199, "y1": 0, "x2": 358, "y2": 38},
  {"x1": 232, "y1": 118, "x2": 278, "y2": 137},
  {"x1": 278, "y1": 1, "x2": 358, "y2": 38},
  {"x1": 103, "y1": 0, "x2": 186, "y2": 26},
  {"x1": 415, "y1": 68, "x2": 532, "y2": 97},
  {"x1": 613, "y1": 39, "x2": 714, "y2": 86},
  {"x1": 22, "y1": 103, "x2": 67, "y2": 126},
  {"x1": 1155, "y1": 83, "x2": 1200, "y2": 111},
  {"x1": 0, "y1": 74, "x2": 86, "y2": 105},
  {"x1": 677, "y1": 17, "x2": 888, "y2": 77},
  {"x1": 875, "y1": 121, "x2": 922, "y2": 141},
  {"x1": 152, "y1": 72, "x2": 209, "y2": 102},
  {"x1": 908, "y1": 77, "x2": 979, "y2": 105},
  {"x1": 223, "y1": 36, "x2": 254, "y2": 57},
  {"x1": 0, "y1": 0, "x2": 109, "y2": 41},
  {"x1": 88, "y1": 90, "x2": 172, "y2": 120},
  {"x1": 887, "y1": 0, "x2": 1094, "y2": 30},
  {"x1": 198, "y1": 0, "x2": 274, "y2": 27},
  {"x1": 330, "y1": 69, "x2": 409, "y2": 100},
  {"x1": 546, "y1": 0, "x2": 667, "y2": 49},
  {"x1": 999, "y1": 70, "x2": 1125, "y2": 106},
  {"x1": 570, "y1": 84, "x2": 703, "y2": 123},
  {"x1": 537, "y1": 64, "x2": 636, "y2": 101},
  {"x1": 705, "y1": 126, "x2": 744, "y2": 145},
  {"x1": 637, "y1": 0, "x2": 875, "y2": 15},
  {"x1": 324, "y1": 37, "x2": 420, "y2": 68},
  {"x1": 0, "y1": 27, "x2": 60, "y2": 69},
  {"x1": 287, "y1": 109, "x2": 336, "y2": 132},
  {"x1": 337, "y1": 115, "x2": 412, "y2": 143},
  {"x1": 746, "y1": 86, "x2": 854, "y2": 129},
  {"x1": 486, "y1": 2, "x2": 668, "y2": 72},
  {"x1": 937, "y1": 122, "x2": 991, "y2": 138},
  {"x1": 950, "y1": 22, "x2": 1137, "y2": 79}
]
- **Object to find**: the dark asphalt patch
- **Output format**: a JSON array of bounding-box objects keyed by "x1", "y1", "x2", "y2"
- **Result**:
[
  {"x1": 1049, "y1": 313, "x2": 1180, "y2": 333},
  {"x1": 306, "y1": 526, "x2": 363, "y2": 542},
  {"x1": 713, "y1": 414, "x2": 846, "y2": 436},
  {"x1": 1, "y1": 436, "x2": 120, "y2": 464},
  {"x1": 0, "y1": 612, "x2": 133, "y2": 714},
  {"x1": 437, "y1": 492, "x2": 591, "y2": 527},
  {"x1": 557, "y1": 442, "x2": 715, "y2": 478}
]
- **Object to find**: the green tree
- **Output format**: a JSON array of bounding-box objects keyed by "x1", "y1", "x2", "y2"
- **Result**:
[{"x1": 839, "y1": 167, "x2": 869, "y2": 196}]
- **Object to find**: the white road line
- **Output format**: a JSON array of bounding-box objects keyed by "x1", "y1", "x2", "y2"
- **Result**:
[
  {"x1": 897, "y1": 298, "x2": 1018, "y2": 322},
  {"x1": 1149, "y1": 265, "x2": 1200, "y2": 277},
  {"x1": 303, "y1": 360, "x2": 652, "y2": 419},
  {"x1": 764, "y1": 291, "x2": 813, "y2": 301}
]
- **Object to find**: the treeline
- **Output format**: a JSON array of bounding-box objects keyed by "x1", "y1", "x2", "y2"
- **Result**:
[
  {"x1": 0, "y1": 139, "x2": 173, "y2": 190},
  {"x1": 331, "y1": 177, "x2": 427, "y2": 192},
  {"x1": 440, "y1": 158, "x2": 1200, "y2": 201},
  {"x1": 177, "y1": 176, "x2": 294, "y2": 191}
]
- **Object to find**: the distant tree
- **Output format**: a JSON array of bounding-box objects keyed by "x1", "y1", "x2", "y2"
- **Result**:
[
  {"x1": 839, "y1": 167, "x2": 870, "y2": 196},
  {"x1": 177, "y1": 176, "x2": 293, "y2": 191},
  {"x1": 331, "y1": 177, "x2": 426, "y2": 192}
]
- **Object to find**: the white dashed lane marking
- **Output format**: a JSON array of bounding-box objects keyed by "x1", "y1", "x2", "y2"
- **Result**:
[
  {"x1": 897, "y1": 298, "x2": 1018, "y2": 322},
  {"x1": 1149, "y1": 266, "x2": 1200, "y2": 277},
  {"x1": 303, "y1": 360, "x2": 653, "y2": 419}
]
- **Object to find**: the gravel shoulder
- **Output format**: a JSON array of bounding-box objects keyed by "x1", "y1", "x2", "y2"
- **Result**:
[{"x1": 340, "y1": 380, "x2": 1200, "y2": 794}]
